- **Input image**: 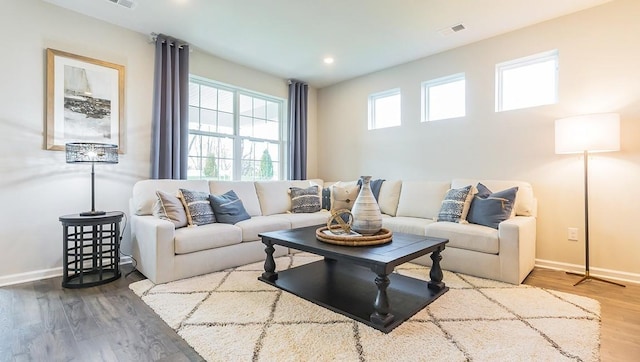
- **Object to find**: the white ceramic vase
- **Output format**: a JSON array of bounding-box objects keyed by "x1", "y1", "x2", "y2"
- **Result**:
[{"x1": 351, "y1": 176, "x2": 383, "y2": 235}]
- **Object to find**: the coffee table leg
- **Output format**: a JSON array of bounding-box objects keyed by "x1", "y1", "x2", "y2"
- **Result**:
[
  {"x1": 370, "y1": 273, "x2": 394, "y2": 327},
  {"x1": 428, "y1": 249, "x2": 445, "y2": 291},
  {"x1": 261, "y1": 241, "x2": 278, "y2": 281}
]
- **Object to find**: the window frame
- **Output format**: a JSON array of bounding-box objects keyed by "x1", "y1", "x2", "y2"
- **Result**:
[
  {"x1": 421, "y1": 73, "x2": 466, "y2": 122},
  {"x1": 368, "y1": 88, "x2": 401, "y2": 130},
  {"x1": 188, "y1": 75, "x2": 287, "y2": 181},
  {"x1": 495, "y1": 49, "x2": 559, "y2": 112}
]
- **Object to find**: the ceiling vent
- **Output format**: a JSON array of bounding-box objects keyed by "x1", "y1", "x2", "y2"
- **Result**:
[
  {"x1": 438, "y1": 23, "x2": 466, "y2": 36},
  {"x1": 107, "y1": 0, "x2": 136, "y2": 9}
]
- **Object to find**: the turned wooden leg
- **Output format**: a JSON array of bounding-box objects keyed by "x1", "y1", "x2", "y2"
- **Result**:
[
  {"x1": 261, "y1": 242, "x2": 278, "y2": 281},
  {"x1": 428, "y1": 249, "x2": 445, "y2": 291},
  {"x1": 370, "y1": 273, "x2": 394, "y2": 327}
]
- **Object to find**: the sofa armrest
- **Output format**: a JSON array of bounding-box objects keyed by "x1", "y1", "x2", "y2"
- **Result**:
[
  {"x1": 131, "y1": 214, "x2": 176, "y2": 284},
  {"x1": 497, "y1": 216, "x2": 537, "y2": 284}
]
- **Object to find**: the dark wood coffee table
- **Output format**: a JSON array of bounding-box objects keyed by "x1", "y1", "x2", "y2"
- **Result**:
[{"x1": 257, "y1": 226, "x2": 449, "y2": 333}]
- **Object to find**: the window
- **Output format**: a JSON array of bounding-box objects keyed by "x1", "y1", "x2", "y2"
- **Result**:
[
  {"x1": 368, "y1": 88, "x2": 401, "y2": 130},
  {"x1": 496, "y1": 50, "x2": 558, "y2": 112},
  {"x1": 422, "y1": 73, "x2": 465, "y2": 122},
  {"x1": 188, "y1": 77, "x2": 285, "y2": 181}
]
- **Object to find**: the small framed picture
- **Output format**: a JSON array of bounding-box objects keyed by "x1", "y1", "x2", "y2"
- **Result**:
[{"x1": 46, "y1": 48, "x2": 125, "y2": 152}]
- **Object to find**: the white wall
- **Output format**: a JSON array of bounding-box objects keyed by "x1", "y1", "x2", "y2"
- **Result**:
[
  {"x1": 317, "y1": 0, "x2": 640, "y2": 281},
  {"x1": 0, "y1": 0, "x2": 316, "y2": 285}
]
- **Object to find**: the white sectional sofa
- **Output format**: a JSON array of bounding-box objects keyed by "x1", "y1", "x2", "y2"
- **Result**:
[{"x1": 130, "y1": 178, "x2": 536, "y2": 285}]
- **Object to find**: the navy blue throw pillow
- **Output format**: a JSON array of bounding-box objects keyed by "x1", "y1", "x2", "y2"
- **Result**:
[
  {"x1": 209, "y1": 190, "x2": 251, "y2": 224},
  {"x1": 321, "y1": 187, "x2": 332, "y2": 210},
  {"x1": 467, "y1": 183, "x2": 518, "y2": 229}
]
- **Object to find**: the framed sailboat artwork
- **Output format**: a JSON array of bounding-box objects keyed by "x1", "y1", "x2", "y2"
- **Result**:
[{"x1": 46, "y1": 49, "x2": 125, "y2": 152}]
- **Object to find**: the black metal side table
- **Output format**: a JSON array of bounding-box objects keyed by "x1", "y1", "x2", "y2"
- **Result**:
[{"x1": 59, "y1": 211, "x2": 124, "y2": 288}]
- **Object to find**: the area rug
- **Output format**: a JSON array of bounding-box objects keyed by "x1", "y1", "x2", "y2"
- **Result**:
[{"x1": 129, "y1": 253, "x2": 600, "y2": 361}]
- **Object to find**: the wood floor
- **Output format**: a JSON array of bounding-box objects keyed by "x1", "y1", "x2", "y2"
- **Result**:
[
  {"x1": 1, "y1": 265, "x2": 638, "y2": 361},
  {"x1": 523, "y1": 268, "x2": 640, "y2": 362},
  {"x1": 0, "y1": 265, "x2": 203, "y2": 361}
]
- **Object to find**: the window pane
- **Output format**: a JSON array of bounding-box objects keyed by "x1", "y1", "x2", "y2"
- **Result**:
[
  {"x1": 497, "y1": 50, "x2": 558, "y2": 112},
  {"x1": 267, "y1": 101, "x2": 279, "y2": 121},
  {"x1": 253, "y1": 98, "x2": 267, "y2": 120},
  {"x1": 217, "y1": 111, "x2": 234, "y2": 135},
  {"x1": 189, "y1": 83, "x2": 199, "y2": 107},
  {"x1": 265, "y1": 143, "x2": 279, "y2": 180},
  {"x1": 188, "y1": 135, "x2": 234, "y2": 180},
  {"x1": 239, "y1": 94, "x2": 252, "y2": 116},
  {"x1": 261, "y1": 120, "x2": 280, "y2": 141},
  {"x1": 370, "y1": 92, "x2": 401, "y2": 129},
  {"x1": 218, "y1": 89, "x2": 233, "y2": 113},
  {"x1": 187, "y1": 134, "x2": 203, "y2": 179},
  {"x1": 501, "y1": 60, "x2": 556, "y2": 111},
  {"x1": 425, "y1": 76, "x2": 465, "y2": 121},
  {"x1": 240, "y1": 139, "x2": 257, "y2": 181},
  {"x1": 201, "y1": 85, "x2": 217, "y2": 110},
  {"x1": 240, "y1": 141, "x2": 278, "y2": 181},
  {"x1": 252, "y1": 119, "x2": 279, "y2": 141},
  {"x1": 188, "y1": 106, "x2": 200, "y2": 129},
  {"x1": 239, "y1": 116, "x2": 253, "y2": 137},
  {"x1": 200, "y1": 109, "x2": 216, "y2": 132}
]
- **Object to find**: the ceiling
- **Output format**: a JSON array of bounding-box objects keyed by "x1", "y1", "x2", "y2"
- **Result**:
[{"x1": 42, "y1": 0, "x2": 612, "y2": 88}]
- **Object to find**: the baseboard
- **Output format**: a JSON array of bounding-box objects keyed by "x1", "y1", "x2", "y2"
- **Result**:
[
  {"x1": 3, "y1": 258, "x2": 637, "y2": 287},
  {"x1": 0, "y1": 257, "x2": 132, "y2": 287},
  {"x1": 535, "y1": 258, "x2": 640, "y2": 285}
]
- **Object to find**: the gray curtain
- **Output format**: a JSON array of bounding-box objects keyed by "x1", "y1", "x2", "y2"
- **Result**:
[
  {"x1": 151, "y1": 34, "x2": 190, "y2": 179},
  {"x1": 288, "y1": 80, "x2": 308, "y2": 180}
]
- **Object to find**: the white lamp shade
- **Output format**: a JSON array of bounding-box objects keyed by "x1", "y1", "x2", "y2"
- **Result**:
[{"x1": 555, "y1": 113, "x2": 620, "y2": 154}]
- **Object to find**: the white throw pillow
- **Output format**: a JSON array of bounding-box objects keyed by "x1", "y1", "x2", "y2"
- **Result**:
[
  {"x1": 330, "y1": 181, "x2": 360, "y2": 211},
  {"x1": 396, "y1": 181, "x2": 450, "y2": 219},
  {"x1": 378, "y1": 180, "x2": 402, "y2": 216}
]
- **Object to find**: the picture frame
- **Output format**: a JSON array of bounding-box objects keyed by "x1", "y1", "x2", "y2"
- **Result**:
[{"x1": 46, "y1": 48, "x2": 125, "y2": 152}]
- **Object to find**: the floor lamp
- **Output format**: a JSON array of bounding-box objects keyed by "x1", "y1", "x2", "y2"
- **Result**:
[{"x1": 555, "y1": 113, "x2": 625, "y2": 287}]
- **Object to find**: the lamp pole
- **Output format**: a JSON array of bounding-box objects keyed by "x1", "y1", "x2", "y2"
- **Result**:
[
  {"x1": 566, "y1": 151, "x2": 624, "y2": 287},
  {"x1": 79, "y1": 162, "x2": 106, "y2": 216}
]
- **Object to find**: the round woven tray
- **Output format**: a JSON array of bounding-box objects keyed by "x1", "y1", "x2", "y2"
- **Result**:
[{"x1": 316, "y1": 226, "x2": 392, "y2": 246}]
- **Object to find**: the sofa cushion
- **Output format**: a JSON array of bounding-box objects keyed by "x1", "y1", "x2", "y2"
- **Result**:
[
  {"x1": 425, "y1": 222, "x2": 499, "y2": 254},
  {"x1": 289, "y1": 186, "x2": 322, "y2": 213},
  {"x1": 174, "y1": 223, "x2": 242, "y2": 254},
  {"x1": 378, "y1": 180, "x2": 402, "y2": 216},
  {"x1": 152, "y1": 190, "x2": 188, "y2": 228},
  {"x1": 270, "y1": 211, "x2": 329, "y2": 229},
  {"x1": 396, "y1": 181, "x2": 450, "y2": 219},
  {"x1": 179, "y1": 189, "x2": 216, "y2": 226},
  {"x1": 437, "y1": 185, "x2": 474, "y2": 223},
  {"x1": 255, "y1": 180, "x2": 311, "y2": 216},
  {"x1": 209, "y1": 190, "x2": 251, "y2": 224},
  {"x1": 209, "y1": 181, "x2": 262, "y2": 217},
  {"x1": 451, "y1": 179, "x2": 535, "y2": 217},
  {"x1": 382, "y1": 216, "x2": 436, "y2": 236},
  {"x1": 467, "y1": 184, "x2": 518, "y2": 229},
  {"x1": 234, "y1": 216, "x2": 291, "y2": 242},
  {"x1": 133, "y1": 180, "x2": 208, "y2": 216}
]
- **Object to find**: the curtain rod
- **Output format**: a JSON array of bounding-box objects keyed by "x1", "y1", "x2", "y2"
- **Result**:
[
  {"x1": 288, "y1": 79, "x2": 308, "y2": 85},
  {"x1": 149, "y1": 32, "x2": 190, "y2": 50}
]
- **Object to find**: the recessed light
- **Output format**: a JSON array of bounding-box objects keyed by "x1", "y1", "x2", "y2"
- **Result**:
[{"x1": 323, "y1": 57, "x2": 334, "y2": 64}]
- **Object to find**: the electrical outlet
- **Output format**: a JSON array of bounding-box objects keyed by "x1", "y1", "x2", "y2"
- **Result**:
[{"x1": 568, "y1": 227, "x2": 579, "y2": 241}]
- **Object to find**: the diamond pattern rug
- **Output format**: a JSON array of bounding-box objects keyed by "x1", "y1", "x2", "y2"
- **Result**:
[{"x1": 129, "y1": 253, "x2": 600, "y2": 361}]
